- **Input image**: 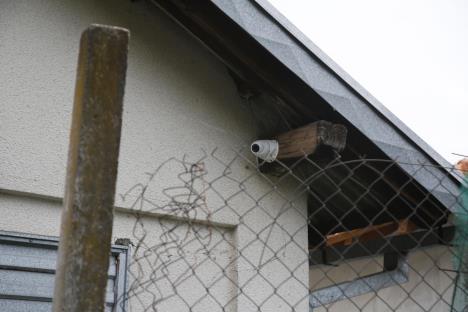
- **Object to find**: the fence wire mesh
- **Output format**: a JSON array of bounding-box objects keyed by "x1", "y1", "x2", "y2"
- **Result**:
[{"x1": 114, "y1": 145, "x2": 467, "y2": 312}]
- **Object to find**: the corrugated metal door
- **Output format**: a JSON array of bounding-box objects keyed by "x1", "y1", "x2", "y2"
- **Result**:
[{"x1": 0, "y1": 231, "x2": 128, "y2": 312}]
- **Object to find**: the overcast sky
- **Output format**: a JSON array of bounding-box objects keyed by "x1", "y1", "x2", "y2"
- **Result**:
[{"x1": 268, "y1": 0, "x2": 468, "y2": 164}]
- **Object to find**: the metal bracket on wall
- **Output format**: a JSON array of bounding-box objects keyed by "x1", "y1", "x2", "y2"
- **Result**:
[{"x1": 309, "y1": 252, "x2": 409, "y2": 311}]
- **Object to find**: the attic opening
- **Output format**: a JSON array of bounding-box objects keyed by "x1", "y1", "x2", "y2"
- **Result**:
[{"x1": 306, "y1": 157, "x2": 454, "y2": 266}]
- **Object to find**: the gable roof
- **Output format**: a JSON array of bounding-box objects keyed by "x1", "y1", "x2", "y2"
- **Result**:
[{"x1": 150, "y1": 0, "x2": 459, "y2": 211}]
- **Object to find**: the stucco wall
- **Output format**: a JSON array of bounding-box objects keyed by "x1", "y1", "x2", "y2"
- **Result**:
[
  {"x1": 0, "y1": 0, "x2": 309, "y2": 311},
  {"x1": 0, "y1": 1, "x2": 454, "y2": 311},
  {"x1": 309, "y1": 247, "x2": 455, "y2": 312},
  {"x1": 0, "y1": 0, "x2": 257, "y2": 199}
]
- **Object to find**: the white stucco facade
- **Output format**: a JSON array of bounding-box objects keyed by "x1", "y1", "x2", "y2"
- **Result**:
[
  {"x1": 0, "y1": 0, "x2": 309, "y2": 311},
  {"x1": 309, "y1": 246, "x2": 455, "y2": 312},
  {"x1": 0, "y1": 1, "x2": 457, "y2": 311}
]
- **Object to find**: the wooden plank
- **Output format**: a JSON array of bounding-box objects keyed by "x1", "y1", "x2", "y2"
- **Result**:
[
  {"x1": 325, "y1": 219, "x2": 417, "y2": 247},
  {"x1": 310, "y1": 226, "x2": 455, "y2": 265}
]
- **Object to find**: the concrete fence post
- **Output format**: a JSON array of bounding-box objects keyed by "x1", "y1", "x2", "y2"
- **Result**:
[{"x1": 52, "y1": 25, "x2": 129, "y2": 312}]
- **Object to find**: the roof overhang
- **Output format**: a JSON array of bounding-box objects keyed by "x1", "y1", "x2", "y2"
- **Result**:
[{"x1": 147, "y1": 0, "x2": 460, "y2": 213}]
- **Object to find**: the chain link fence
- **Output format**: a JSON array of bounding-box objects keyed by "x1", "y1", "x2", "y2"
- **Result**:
[{"x1": 114, "y1": 143, "x2": 467, "y2": 312}]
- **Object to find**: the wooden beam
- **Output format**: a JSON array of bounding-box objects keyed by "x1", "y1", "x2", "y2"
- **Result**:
[
  {"x1": 310, "y1": 226, "x2": 454, "y2": 265},
  {"x1": 276, "y1": 120, "x2": 347, "y2": 159},
  {"x1": 325, "y1": 219, "x2": 417, "y2": 247}
]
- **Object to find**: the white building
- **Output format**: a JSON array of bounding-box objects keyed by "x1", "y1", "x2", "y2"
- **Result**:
[{"x1": 0, "y1": 0, "x2": 461, "y2": 311}]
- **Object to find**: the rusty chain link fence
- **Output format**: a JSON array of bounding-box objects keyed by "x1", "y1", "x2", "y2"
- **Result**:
[{"x1": 113, "y1": 144, "x2": 467, "y2": 312}]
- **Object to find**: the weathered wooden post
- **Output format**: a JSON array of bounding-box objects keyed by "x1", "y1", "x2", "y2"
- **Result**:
[{"x1": 52, "y1": 25, "x2": 129, "y2": 312}]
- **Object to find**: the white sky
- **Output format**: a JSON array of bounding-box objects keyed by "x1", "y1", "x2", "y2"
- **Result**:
[{"x1": 268, "y1": 0, "x2": 468, "y2": 164}]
